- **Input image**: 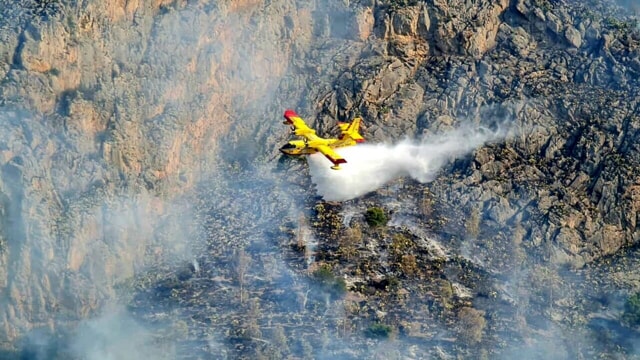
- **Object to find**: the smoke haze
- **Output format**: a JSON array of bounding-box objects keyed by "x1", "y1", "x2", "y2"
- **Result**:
[
  {"x1": 70, "y1": 307, "x2": 171, "y2": 360},
  {"x1": 308, "y1": 124, "x2": 504, "y2": 201}
]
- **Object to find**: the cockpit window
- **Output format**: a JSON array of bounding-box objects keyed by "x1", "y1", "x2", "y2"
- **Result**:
[{"x1": 280, "y1": 143, "x2": 296, "y2": 150}]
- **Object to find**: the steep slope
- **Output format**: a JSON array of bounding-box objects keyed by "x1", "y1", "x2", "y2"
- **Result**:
[
  {"x1": 208, "y1": 0, "x2": 640, "y2": 358},
  {"x1": 292, "y1": 0, "x2": 640, "y2": 267},
  {"x1": 0, "y1": 0, "x2": 639, "y2": 358},
  {"x1": 0, "y1": 0, "x2": 329, "y2": 350}
]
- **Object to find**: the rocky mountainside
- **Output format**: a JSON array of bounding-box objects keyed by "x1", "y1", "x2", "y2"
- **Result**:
[
  {"x1": 0, "y1": 0, "x2": 639, "y2": 359},
  {"x1": 0, "y1": 0, "x2": 307, "y2": 350}
]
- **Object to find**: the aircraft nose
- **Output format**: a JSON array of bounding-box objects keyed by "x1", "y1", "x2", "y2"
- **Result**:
[{"x1": 279, "y1": 143, "x2": 295, "y2": 153}]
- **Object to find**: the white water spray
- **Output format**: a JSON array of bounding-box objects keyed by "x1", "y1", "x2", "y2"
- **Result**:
[{"x1": 308, "y1": 125, "x2": 503, "y2": 201}]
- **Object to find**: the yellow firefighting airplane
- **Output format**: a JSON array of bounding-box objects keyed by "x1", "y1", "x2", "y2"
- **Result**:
[{"x1": 279, "y1": 109, "x2": 364, "y2": 170}]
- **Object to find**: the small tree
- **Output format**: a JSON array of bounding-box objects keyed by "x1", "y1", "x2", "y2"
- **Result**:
[
  {"x1": 365, "y1": 207, "x2": 388, "y2": 227},
  {"x1": 435, "y1": 278, "x2": 454, "y2": 309},
  {"x1": 312, "y1": 264, "x2": 347, "y2": 299},
  {"x1": 399, "y1": 254, "x2": 418, "y2": 276},
  {"x1": 622, "y1": 292, "x2": 640, "y2": 327},
  {"x1": 365, "y1": 323, "x2": 393, "y2": 339},
  {"x1": 457, "y1": 307, "x2": 486, "y2": 344}
]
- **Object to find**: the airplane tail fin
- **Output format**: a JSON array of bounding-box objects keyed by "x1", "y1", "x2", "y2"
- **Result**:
[{"x1": 337, "y1": 117, "x2": 365, "y2": 143}]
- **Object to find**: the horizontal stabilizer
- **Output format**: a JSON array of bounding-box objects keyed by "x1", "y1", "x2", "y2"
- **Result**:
[{"x1": 338, "y1": 117, "x2": 365, "y2": 143}]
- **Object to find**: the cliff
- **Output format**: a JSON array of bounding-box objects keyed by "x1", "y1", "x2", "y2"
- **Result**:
[
  {"x1": 0, "y1": 0, "x2": 310, "y2": 349},
  {"x1": 0, "y1": 0, "x2": 639, "y2": 358}
]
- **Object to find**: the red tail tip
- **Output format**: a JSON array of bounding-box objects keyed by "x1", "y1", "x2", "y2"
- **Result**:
[{"x1": 284, "y1": 109, "x2": 298, "y2": 119}]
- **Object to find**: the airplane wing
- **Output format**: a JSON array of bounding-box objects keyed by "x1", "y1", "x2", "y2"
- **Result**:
[
  {"x1": 316, "y1": 144, "x2": 347, "y2": 168},
  {"x1": 283, "y1": 110, "x2": 316, "y2": 138}
]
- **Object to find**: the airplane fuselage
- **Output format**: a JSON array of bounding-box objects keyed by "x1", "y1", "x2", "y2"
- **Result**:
[
  {"x1": 279, "y1": 138, "x2": 346, "y2": 156},
  {"x1": 279, "y1": 109, "x2": 364, "y2": 170}
]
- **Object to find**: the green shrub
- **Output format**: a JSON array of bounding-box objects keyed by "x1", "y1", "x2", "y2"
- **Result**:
[
  {"x1": 384, "y1": 275, "x2": 400, "y2": 291},
  {"x1": 312, "y1": 264, "x2": 334, "y2": 283},
  {"x1": 334, "y1": 277, "x2": 347, "y2": 294},
  {"x1": 365, "y1": 323, "x2": 393, "y2": 339},
  {"x1": 365, "y1": 207, "x2": 388, "y2": 227},
  {"x1": 622, "y1": 292, "x2": 640, "y2": 326},
  {"x1": 312, "y1": 264, "x2": 347, "y2": 298}
]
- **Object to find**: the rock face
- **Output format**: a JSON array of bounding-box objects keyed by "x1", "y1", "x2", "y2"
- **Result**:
[
  {"x1": 300, "y1": 0, "x2": 640, "y2": 270},
  {"x1": 0, "y1": 0, "x2": 639, "y2": 357},
  {"x1": 0, "y1": 0, "x2": 317, "y2": 348}
]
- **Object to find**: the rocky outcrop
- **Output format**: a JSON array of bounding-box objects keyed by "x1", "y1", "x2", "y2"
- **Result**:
[{"x1": 301, "y1": 0, "x2": 640, "y2": 271}]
